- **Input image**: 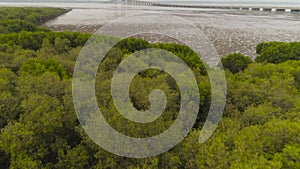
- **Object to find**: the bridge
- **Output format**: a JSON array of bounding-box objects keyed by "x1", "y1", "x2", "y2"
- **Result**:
[{"x1": 125, "y1": 0, "x2": 300, "y2": 13}]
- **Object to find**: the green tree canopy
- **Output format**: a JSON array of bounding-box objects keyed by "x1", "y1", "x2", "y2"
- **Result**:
[
  {"x1": 221, "y1": 53, "x2": 253, "y2": 73},
  {"x1": 255, "y1": 42, "x2": 300, "y2": 63}
]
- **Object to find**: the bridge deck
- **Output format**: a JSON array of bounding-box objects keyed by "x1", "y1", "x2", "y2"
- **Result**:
[{"x1": 126, "y1": 1, "x2": 300, "y2": 13}]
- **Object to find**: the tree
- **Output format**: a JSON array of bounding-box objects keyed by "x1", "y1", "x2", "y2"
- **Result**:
[
  {"x1": 255, "y1": 42, "x2": 300, "y2": 63},
  {"x1": 20, "y1": 58, "x2": 68, "y2": 79},
  {"x1": 221, "y1": 53, "x2": 253, "y2": 74},
  {"x1": 0, "y1": 68, "x2": 19, "y2": 128}
]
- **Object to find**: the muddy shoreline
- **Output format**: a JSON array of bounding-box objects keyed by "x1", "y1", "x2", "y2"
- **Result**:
[{"x1": 43, "y1": 6, "x2": 300, "y2": 59}]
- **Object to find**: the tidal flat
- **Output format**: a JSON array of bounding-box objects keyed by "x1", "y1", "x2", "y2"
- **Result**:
[{"x1": 2, "y1": 2, "x2": 300, "y2": 59}]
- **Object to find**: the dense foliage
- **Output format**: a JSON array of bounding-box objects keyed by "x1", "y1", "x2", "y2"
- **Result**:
[
  {"x1": 221, "y1": 53, "x2": 253, "y2": 73},
  {"x1": 0, "y1": 7, "x2": 299, "y2": 169},
  {"x1": 0, "y1": 19, "x2": 49, "y2": 34},
  {"x1": 256, "y1": 42, "x2": 300, "y2": 63},
  {"x1": 0, "y1": 7, "x2": 67, "y2": 25}
]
